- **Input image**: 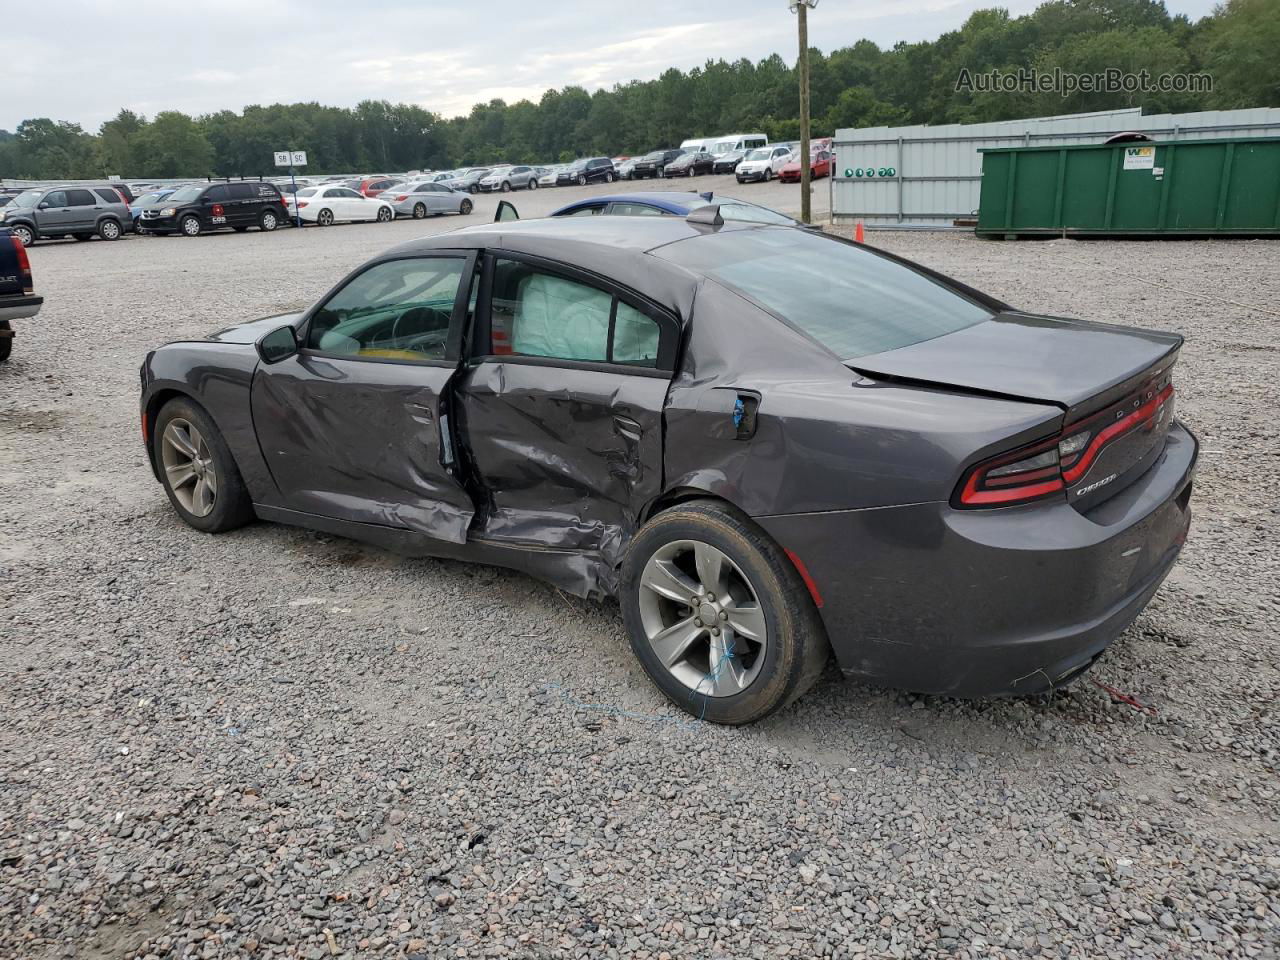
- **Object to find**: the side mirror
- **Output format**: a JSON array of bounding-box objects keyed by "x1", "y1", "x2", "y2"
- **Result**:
[
  {"x1": 494, "y1": 200, "x2": 520, "y2": 223},
  {"x1": 257, "y1": 325, "x2": 299, "y2": 364},
  {"x1": 38, "y1": 202, "x2": 49, "y2": 209}
]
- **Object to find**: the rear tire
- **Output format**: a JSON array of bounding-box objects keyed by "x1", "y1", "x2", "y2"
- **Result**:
[
  {"x1": 413, "y1": 202, "x2": 427, "y2": 219},
  {"x1": 620, "y1": 500, "x2": 830, "y2": 725},
  {"x1": 153, "y1": 397, "x2": 254, "y2": 534},
  {"x1": 376, "y1": 205, "x2": 393, "y2": 222},
  {"x1": 316, "y1": 208, "x2": 334, "y2": 226},
  {"x1": 98, "y1": 218, "x2": 121, "y2": 241},
  {"x1": 259, "y1": 209, "x2": 279, "y2": 231},
  {"x1": 0, "y1": 320, "x2": 11, "y2": 363}
]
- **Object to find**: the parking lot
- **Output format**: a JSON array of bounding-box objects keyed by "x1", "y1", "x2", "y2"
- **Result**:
[{"x1": 1, "y1": 192, "x2": 1277, "y2": 959}]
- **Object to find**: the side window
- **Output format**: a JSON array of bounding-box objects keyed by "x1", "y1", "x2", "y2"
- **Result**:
[
  {"x1": 607, "y1": 202, "x2": 665, "y2": 217},
  {"x1": 43, "y1": 191, "x2": 68, "y2": 207},
  {"x1": 611, "y1": 301, "x2": 660, "y2": 367},
  {"x1": 229, "y1": 183, "x2": 257, "y2": 200},
  {"x1": 67, "y1": 189, "x2": 97, "y2": 206},
  {"x1": 491, "y1": 261, "x2": 609, "y2": 362},
  {"x1": 205, "y1": 185, "x2": 230, "y2": 202},
  {"x1": 338, "y1": 188, "x2": 363, "y2": 199},
  {"x1": 564, "y1": 205, "x2": 603, "y2": 217},
  {"x1": 488, "y1": 259, "x2": 662, "y2": 368},
  {"x1": 307, "y1": 257, "x2": 467, "y2": 362},
  {"x1": 94, "y1": 188, "x2": 122, "y2": 204}
]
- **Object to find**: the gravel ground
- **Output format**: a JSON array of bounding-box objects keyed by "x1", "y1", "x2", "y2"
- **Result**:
[{"x1": 1, "y1": 212, "x2": 1277, "y2": 960}]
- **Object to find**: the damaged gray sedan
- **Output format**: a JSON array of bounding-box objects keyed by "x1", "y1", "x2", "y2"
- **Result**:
[{"x1": 139, "y1": 211, "x2": 1196, "y2": 724}]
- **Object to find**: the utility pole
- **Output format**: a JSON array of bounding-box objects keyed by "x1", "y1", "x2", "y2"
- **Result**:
[{"x1": 790, "y1": 0, "x2": 819, "y2": 224}]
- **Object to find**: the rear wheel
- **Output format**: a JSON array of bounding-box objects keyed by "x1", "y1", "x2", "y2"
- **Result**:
[
  {"x1": 412, "y1": 202, "x2": 427, "y2": 219},
  {"x1": 316, "y1": 208, "x2": 334, "y2": 227},
  {"x1": 469, "y1": 184, "x2": 480, "y2": 195},
  {"x1": 153, "y1": 398, "x2": 254, "y2": 534},
  {"x1": 259, "y1": 209, "x2": 279, "y2": 231},
  {"x1": 620, "y1": 501, "x2": 830, "y2": 725},
  {"x1": 180, "y1": 215, "x2": 202, "y2": 237},
  {"x1": 98, "y1": 219, "x2": 121, "y2": 241},
  {"x1": 0, "y1": 320, "x2": 11, "y2": 362},
  {"x1": 459, "y1": 199, "x2": 473, "y2": 215},
  {"x1": 376, "y1": 205, "x2": 393, "y2": 222},
  {"x1": 73, "y1": 233, "x2": 92, "y2": 241}
]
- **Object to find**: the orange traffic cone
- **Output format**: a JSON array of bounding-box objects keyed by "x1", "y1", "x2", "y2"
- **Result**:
[{"x1": 854, "y1": 220, "x2": 865, "y2": 243}]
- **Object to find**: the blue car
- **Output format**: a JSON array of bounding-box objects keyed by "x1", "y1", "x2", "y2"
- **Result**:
[
  {"x1": 130, "y1": 189, "x2": 176, "y2": 226},
  {"x1": 550, "y1": 191, "x2": 803, "y2": 227}
]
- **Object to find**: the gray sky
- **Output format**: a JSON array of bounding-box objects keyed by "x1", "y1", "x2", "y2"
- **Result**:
[{"x1": 5, "y1": 0, "x2": 1219, "y2": 132}]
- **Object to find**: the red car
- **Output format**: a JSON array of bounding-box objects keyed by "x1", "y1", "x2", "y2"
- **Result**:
[
  {"x1": 778, "y1": 150, "x2": 833, "y2": 183},
  {"x1": 356, "y1": 176, "x2": 402, "y2": 198}
]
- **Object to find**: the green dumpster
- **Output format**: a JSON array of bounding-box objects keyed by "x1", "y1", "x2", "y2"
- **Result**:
[{"x1": 976, "y1": 136, "x2": 1280, "y2": 238}]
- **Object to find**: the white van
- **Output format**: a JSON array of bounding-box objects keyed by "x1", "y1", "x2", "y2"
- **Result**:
[
  {"x1": 710, "y1": 132, "x2": 768, "y2": 155},
  {"x1": 679, "y1": 137, "x2": 712, "y2": 153}
]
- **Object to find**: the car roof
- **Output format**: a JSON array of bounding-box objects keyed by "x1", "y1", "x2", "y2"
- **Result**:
[{"x1": 386, "y1": 214, "x2": 770, "y2": 316}]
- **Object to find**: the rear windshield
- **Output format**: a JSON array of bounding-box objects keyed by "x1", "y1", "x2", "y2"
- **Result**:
[{"x1": 658, "y1": 229, "x2": 993, "y2": 359}]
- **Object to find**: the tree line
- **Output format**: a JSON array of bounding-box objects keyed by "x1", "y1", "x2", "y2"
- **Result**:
[{"x1": 1, "y1": 0, "x2": 1274, "y2": 180}]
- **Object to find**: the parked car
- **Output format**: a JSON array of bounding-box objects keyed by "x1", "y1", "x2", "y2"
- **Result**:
[
  {"x1": 0, "y1": 226, "x2": 41, "y2": 362},
  {"x1": 735, "y1": 145, "x2": 795, "y2": 183},
  {"x1": 0, "y1": 184, "x2": 132, "y2": 246},
  {"x1": 709, "y1": 133, "x2": 768, "y2": 156},
  {"x1": 355, "y1": 177, "x2": 402, "y2": 198},
  {"x1": 616, "y1": 158, "x2": 638, "y2": 180},
  {"x1": 138, "y1": 181, "x2": 288, "y2": 237},
  {"x1": 665, "y1": 149, "x2": 715, "y2": 178},
  {"x1": 778, "y1": 149, "x2": 834, "y2": 183},
  {"x1": 129, "y1": 189, "x2": 176, "y2": 226},
  {"x1": 288, "y1": 185, "x2": 395, "y2": 226},
  {"x1": 139, "y1": 214, "x2": 1195, "y2": 724},
  {"x1": 632, "y1": 149, "x2": 684, "y2": 180},
  {"x1": 712, "y1": 150, "x2": 747, "y2": 175},
  {"x1": 478, "y1": 166, "x2": 540, "y2": 192},
  {"x1": 536, "y1": 165, "x2": 565, "y2": 187},
  {"x1": 444, "y1": 169, "x2": 492, "y2": 194},
  {"x1": 548, "y1": 192, "x2": 803, "y2": 228},
  {"x1": 556, "y1": 157, "x2": 616, "y2": 186},
  {"x1": 380, "y1": 182, "x2": 475, "y2": 218}
]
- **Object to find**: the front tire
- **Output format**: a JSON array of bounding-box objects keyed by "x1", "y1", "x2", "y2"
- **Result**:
[
  {"x1": 577, "y1": 174, "x2": 587, "y2": 186},
  {"x1": 501, "y1": 181, "x2": 511, "y2": 193},
  {"x1": 620, "y1": 501, "x2": 830, "y2": 725},
  {"x1": 10, "y1": 224, "x2": 34, "y2": 247},
  {"x1": 153, "y1": 398, "x2": 254, "y2": 534},
  {"x1": 469, "y1": 184, "x2": 480, "y2": 194},
  {"x1": 180, "y1": 215, "x2": 202, "y2": 237},
  {"x1": 528, "y1": 178, "x2": 538, "y2": 190},
  {"x1": 604, "y1": 172, "x2": 614, "y2": 183}
]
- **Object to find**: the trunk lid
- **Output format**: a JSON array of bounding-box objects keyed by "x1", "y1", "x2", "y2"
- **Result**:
[{"x1": 851, "y1": 311, "x2": 1182, "y2": 510}]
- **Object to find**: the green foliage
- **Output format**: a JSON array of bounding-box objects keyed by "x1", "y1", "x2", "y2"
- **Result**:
[{"x1": 0, "y1": 0, "x2": 1271, "y2": 181}]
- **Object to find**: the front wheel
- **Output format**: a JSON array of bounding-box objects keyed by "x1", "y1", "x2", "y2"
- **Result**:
[
  {"x1": 620, "y1": 501, "x2": 830, "y2": 725},
  {"x1": 528, "y1": 178, "x2": 538, "y2": 190},
  {"x1": 604, "y1": 172, "x2": 614, "y2": 183},
  {"x1": 180, "y1": 215, "x2": 202, "y2": 237},
  {"x1": 259, "y1": 209, "x2": 279, "y2": 231},
  {"x1": 413, "y1": 202, "x2": 427, "y2": 219},
  {"x1": 577, "y1": 174, "x2": 587, "y2": 186},
  {"x1": 376, "y1": 205, "x2": 393, "y2": 222},
  {"x1": 501, "y1": 181, "x2": 511, "y2": 193},
  {"x1": 9, "y1": 224, "x2": 34, "y2": 247},
  {"x1": 459, "y1": 199, "x2": 473, "y2": 215},
  {"x1": 153, "y1": 398, "x2": 254, "y2": 534},
  {"x1": 469, "y1": 184, "x2": 480, "y2": 195}
]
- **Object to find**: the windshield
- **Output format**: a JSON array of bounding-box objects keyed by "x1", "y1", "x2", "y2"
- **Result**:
[
  {"x1": 10, "y1": 189, "x2": 43, "y2": 207},
  {"x1": 745, "y1": 149, "x2": 770, "y2": 162},
  {"x1": 166, "y1": 185, "x2": 204, "y2": 203},
  {"x1": 567, "y1": 159, "x2": 587, "y2": 170},
  {"x1": 712, "y1": 141, "x2": 736, "y2": 155},
  {"x1": 657, "y1": 229, "x2": 993, "y2": 360},
  {"x1": 485, "y1": 168, "x2": 512, "y2": 177}
]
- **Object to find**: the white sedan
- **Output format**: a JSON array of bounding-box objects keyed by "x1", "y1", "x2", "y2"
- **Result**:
[{"x1": 288, "y1": 186, "x2": 395, "y2": 226}]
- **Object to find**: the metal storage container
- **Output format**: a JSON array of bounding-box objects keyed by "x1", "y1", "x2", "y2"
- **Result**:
[{"x1": 977, "y1": 136, "x2": 1280, "y2": 237}]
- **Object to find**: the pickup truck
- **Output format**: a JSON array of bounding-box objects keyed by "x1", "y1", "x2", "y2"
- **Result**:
[{"x1": 0, "y1": 227, "x2": 42, "y2": 362}]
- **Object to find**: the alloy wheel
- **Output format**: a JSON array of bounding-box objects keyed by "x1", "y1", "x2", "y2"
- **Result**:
[
  {"x1": 181, "y1": 216, "x2": 201, "y2": 236},
  {"x1": 318, "y1": 209, "x2": 333, "y2": 226},
  {"x1": 161, "y1": 418, "x2": 217, "y2": 518},
  {"x1": 637, "y1": 539, "x2": 769, "y2": 697},
  {"x1": 11, "y1": 225, "x2": 33, "y2": 247},
  {"x1": 413, "y1": 203, "x2": 426, "y2": 219},
  {"x1": 377, "y1": 206, "x2": 392, "y2": 222},
  {"x1": 261, "y1": 211, "x2": 278, "y2": 231}
]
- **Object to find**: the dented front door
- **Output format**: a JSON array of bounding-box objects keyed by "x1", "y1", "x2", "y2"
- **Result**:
[{"x1": 250, "y1": 252, "x2": 478, "y2": 542}]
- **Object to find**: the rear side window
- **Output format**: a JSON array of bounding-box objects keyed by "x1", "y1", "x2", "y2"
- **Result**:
[
  {"x1": 229, "y1": 183, "x2": 257, "y2": 200},
  {"x1": 94, "y1": 188, "x2": 122, "y2": 204},
  {"x1": 607, "y1": 202, "x2": 665, "y2": 217},
  {"x1": 67, "y1": 189, "x2": 97, "y2": 206},
  {"x1": 657, "y1": 229, "x2": 992, "y2": 360}
]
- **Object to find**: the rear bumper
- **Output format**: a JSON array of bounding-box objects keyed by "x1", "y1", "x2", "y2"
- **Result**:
[
  {"x1": 756, "y1": 422, "x2": 1198, "y2": 697},
  {"x1": 0, "y1": 294, "x2": 43, "y2": 323}
]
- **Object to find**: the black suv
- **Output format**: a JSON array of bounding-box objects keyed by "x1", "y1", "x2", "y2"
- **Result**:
[
  {"x1": 137, "y1": 180, "x2": 288, "y2": 237},
  {"x1": 556, "y1": 157, "x2": 616, "y2": 186},
  {"x1": 631, "y1": 149, "x2": 685, "y2": 180}
]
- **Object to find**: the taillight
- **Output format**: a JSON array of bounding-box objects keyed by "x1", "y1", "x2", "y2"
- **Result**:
[
  {"x1": 296, "y1": 201, "x2": 309, "y2": 208},
  {"x1": 394, "y1": 195, "x2": 409, "y2": 202},
  {"x1": 11, "y1": 236, "x2": 32, "y2": 294},
  {"x1": 956, "y1": 372, "x2": 1175, "y2": 509}
]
